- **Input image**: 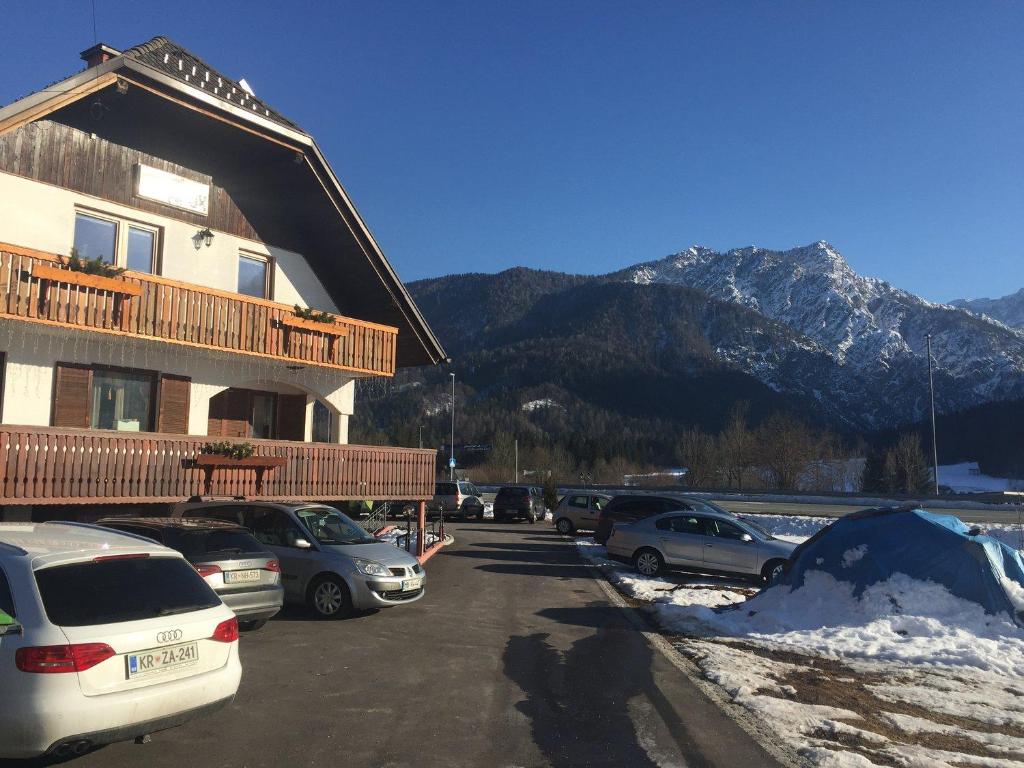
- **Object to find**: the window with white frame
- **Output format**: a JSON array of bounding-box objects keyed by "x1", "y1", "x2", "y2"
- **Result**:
[
  {"x1": 73, "y1": 211, "x2": 160, "y2": 274},
  {"x1": 237, "y1": 252, "x2": 270, "y2": 299}
]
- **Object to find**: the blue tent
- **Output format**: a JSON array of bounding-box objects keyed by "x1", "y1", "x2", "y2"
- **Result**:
[{"x1": 779, "y1": 507, "x2": 1024, "y2": 620}]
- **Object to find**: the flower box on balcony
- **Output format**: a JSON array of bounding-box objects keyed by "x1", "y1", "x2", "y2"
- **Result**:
[
  {"x1": 194, "y1": 454, "x2": 288, "y2": 469},
  {"x1": 280, "y1": 315, "x2": 349, "y2": 336},
  {"x1": 32, "y1": 263, "x2": 143, "y2": 297}
]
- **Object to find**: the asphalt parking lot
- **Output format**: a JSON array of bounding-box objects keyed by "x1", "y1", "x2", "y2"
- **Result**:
[{"x1": 16, "y1": 522, "x2": 779, "y2": 768}]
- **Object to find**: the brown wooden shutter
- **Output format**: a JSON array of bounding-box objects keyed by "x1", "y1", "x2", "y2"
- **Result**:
[
  {"x1": 275, "y1": 394, "x2": 306, "y2": 441},
  {"x1": 52, "y1": 363, "x2": 92, "y2": 428},
  {"x1": 157, "y1": 374, "x2": 191, "y2": 433},
  {"x1": 207, "y1": 388, "x2": 252, "y2": 437}
]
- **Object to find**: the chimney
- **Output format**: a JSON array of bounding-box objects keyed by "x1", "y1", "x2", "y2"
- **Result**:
[{"x1": 80, "y1": 43, "x2": 121, "y2": 69}]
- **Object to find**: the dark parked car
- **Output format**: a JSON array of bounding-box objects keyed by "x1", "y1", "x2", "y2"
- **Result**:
[
  {"x1": 96, "y1": 517, "x2": 284, "y2": 630},
  {"x1": 493, "y1": 486, "x2": 546, "y2": 523},
  {"x1": 593, "y1": 494, "x2": 727, "y2": 544}
]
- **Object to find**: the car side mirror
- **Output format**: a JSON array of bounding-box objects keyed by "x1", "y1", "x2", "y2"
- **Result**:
[
  {"x1": 293, "y1": 538, "x2": 313, "y2": 550},
  {"x1": 740, "y1": 533, "x2": 753, "y2": 543},
  {"x1": 0, "y1": 620, "x2": 23, "y2": 637}
]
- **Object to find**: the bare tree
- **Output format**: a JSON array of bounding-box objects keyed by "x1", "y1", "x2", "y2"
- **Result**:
[
  {"x1": 676, "y1": 427, "x2": 719, "y2": 488},
  {"x1": 757, "y1": 413, "x2": 818, "y2": 490},
  {"x1": 883, "y1": 433, "x2": 931, "y2": 494},
  {"x1": 719, "y1": 402, "x2": 755, "y2": 489}
]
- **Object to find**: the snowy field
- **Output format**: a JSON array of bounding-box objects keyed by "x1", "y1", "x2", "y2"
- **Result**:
[{"x1": 577, "y1": 514, "x2": 1024, "y2": 767}]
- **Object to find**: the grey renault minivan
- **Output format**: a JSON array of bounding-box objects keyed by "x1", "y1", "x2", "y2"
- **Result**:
[{"x1": 174, "y1": 501, "x2": 425, "y2": 619}]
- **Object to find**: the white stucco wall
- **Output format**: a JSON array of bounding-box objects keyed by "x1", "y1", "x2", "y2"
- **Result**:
[
  {"x1": 0, "y1": 323, "x2": 354, "y2": 443},
  {"x1": 0, "y1": 170, "x2": 338, "y2": 313}
]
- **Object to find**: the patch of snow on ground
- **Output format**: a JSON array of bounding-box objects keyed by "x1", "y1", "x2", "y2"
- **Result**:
[
  {"x1": 377, "y1": 529, "x2": 439, "y2": 549},
  {"x1": 841, "y1": 544, "x2": 868, "y2": 568},
  {"x1": 939, "y1": 462, "x2": 1024, "y2": 493},
  {"x1": 572, "y1": 526, "x2": 1024, "y2": 767}
]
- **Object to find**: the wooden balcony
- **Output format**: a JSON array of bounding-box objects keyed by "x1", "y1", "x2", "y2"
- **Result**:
[
  {"x1": 0, "y1": 243, "x2": 397, "y2": 376},
  {"x1": 0, "y1": 426, "x2": 435, "y2": 504}
]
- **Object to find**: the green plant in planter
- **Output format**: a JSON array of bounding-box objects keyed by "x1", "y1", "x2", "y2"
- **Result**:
[
  {"x1": 293, "y1": 305, "x2": 336, "y2": 324},
  {"x1": 62, "y1": 248, "x2": 126, "y2": 279},
  {"x1": 201, "y1": 441, "x2": 256, "y2": 460}
]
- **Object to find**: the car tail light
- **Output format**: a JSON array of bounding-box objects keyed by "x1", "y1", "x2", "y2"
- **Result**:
[
  {"x1": 210, "y1": 617, "x2": 239, "y2": 643},
  {"x1": 195, "y1": 563, "x2": 222, "y2": 578},
  {"x1": 94, "y1": 553, "x2": 150, "y2": 562},
  {"x1": 264, "y1": 560, "x2": 281, "y2": 573},
  {"x1": 16, "y1": 643, "x2": 116, "y2": 673}
]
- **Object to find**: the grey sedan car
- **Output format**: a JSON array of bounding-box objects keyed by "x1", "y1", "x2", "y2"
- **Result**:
[
  {"x1": 175, "y1": 501, "x2": 425, "y2": 619},
  {"x1": 606, "y1": 509, "x2": 796, "y2": 582}
]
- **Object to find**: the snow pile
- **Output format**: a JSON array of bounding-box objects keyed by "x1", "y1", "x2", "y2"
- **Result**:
[
  {"x1": 377, "y1": 529, "x2": 439, "y2": 549},
  {"x1": 668, "y1": 571, "x2": 1024, "y2": 677}
]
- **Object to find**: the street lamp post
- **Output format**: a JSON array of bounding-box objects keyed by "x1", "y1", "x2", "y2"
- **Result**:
[
  {"x1": 926, "y1": 334, "x2": 940, "y2": 495},
  {"x1": 449, "y1": 373, "x2": 456, "y2": 482},
  {"x1": 418, "y1": 425, "x2": 423, "y2": 449}
]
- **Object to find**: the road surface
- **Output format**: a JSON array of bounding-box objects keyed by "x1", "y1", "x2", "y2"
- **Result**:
[{"x1": 35, "y1": 522, "x2": 781, "y2": 768}]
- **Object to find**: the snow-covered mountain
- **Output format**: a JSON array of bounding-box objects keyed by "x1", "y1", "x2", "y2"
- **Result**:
[
  {"x1": 617, "y1": 241, "x2": 1024, "y2": 427},
  {"x1": 951, "y1": 288, "x2": 1024, "y2": 330}
]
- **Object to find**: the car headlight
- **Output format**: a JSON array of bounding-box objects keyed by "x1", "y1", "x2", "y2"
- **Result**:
[{"x1": 353, "y1": 558, "x2": 391, "y2": 577}]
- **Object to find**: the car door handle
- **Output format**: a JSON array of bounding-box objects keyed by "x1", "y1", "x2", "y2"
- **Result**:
[{"x1": 704, "y1": 543, "x2": 713, "y2": 547}]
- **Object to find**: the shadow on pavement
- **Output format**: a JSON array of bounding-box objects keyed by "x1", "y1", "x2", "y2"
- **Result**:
[
  {"x1": 503, "y1": 628, "x2": 689, "y2": 767},
  {"x1": 474, "y1": 563, "x2": 593, "y2": 578}
]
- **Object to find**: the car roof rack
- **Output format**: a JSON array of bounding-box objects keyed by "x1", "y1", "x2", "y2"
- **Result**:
[{"x1": 185, "y1": 495, "x2": 247, "y2": 503}]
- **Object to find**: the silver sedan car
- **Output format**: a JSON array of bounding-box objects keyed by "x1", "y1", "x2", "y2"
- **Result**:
[{"x1": 606, "y1": 509, "x2": 796, "y2": 582}]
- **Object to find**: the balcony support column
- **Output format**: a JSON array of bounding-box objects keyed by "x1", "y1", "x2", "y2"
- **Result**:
[{"x1": 416, "y1": 501, "x2": 426, "y2": 557}]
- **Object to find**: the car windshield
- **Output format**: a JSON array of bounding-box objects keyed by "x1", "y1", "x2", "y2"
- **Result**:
[
  {"x1": 498, "y1": 488, "x2": 528, "y2": 498},
  {"x1": 296, "y1": 507, "x2": 376, "y2": 545},
  {"x1": 738, "y1": 516, "x2": 774, "y2": 540}
]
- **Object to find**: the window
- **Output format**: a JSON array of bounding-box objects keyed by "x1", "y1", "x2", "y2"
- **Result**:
[
  {"x1": 125, "y1": 225, "x2": 158, "y2": 273},
  {"x1": 569, "y1": 496, "x2": 589, "y2": 509},
  {"x1": 251, "y1": 392, "x2": 276, "y2": 439},
  {"x1": 593, "y1": 496, "x2": 608, "y2": 511},
  {"x1": 238, "y1": 253, "x2": 269, "y2": 299},
  {"x1": 656, "y1": 515, "x2": 706, "y2": 535},
  {"x1": 312, "y1": 400, "x2": 333, "y2": 443},
  {"x1": 0, "y1": 567, "x2": 16, "y2": 619},
  {"x1": 246, "y1": 509, "x2": 307, "y2": 548},
  {"x1": 73, "y1": 212, "x2": 118, "y2": 263},
  {"x1": 34, "y1": 557, "x2": 220, "y2": 626},
  {"x1": 90, "y1": 368, "x2": 155, "y2": 431},
  {"x1": 184, "y1": 506, "x2": 246, "y2": 525},
  {"x1": 295, "y1": 507, "x2": 376, "y2": 545},
  {"x1": 73, "y1": 211, "x2": 160, "y2": 272},
  {"x1": 706, "y1": 519, "x2": 748, "y2": 540}
]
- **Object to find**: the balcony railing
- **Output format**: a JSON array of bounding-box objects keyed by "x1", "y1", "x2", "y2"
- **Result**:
[
  {"x1": 0, "y1": 426, "x2": 435, "y2": 504},
  {"x1": 0, "y1": 243, "x2": 397, "y2": 376}
]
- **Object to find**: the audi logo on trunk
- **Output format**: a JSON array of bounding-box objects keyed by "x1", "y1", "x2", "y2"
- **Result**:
[{"x1": 157, "y1": 630, "x2": 183, "y2": 644}]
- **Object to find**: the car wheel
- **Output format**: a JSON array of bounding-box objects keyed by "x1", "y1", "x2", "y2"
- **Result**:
[
  {"x1": 239, "y1": 618, "x2": 268, "y2": 632},
  {"x1": 634, "y1": 548, "x2": 664, "y2": 577},
  {"x1": 309, "y1": 575, "x2": 354, "y2": 619},
  {"x1": 555, "y1": 518, "x2": 574, "y2": 535},
  {"x1": 761, "y1": 559, "x2": 787, "y2": 585}
]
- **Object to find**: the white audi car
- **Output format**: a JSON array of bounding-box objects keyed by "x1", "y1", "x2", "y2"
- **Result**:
[{"x1": 0, "y1": 522, "x2": 242, "y2": 759}]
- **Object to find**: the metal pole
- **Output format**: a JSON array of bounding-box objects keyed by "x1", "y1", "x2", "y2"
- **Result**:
[
  {"x1": 927, "y1": 334, "x2": 940, "y2": 495},
  {"x1": 449, "y1": 373, "x2": 456, "y2": 482},
  {"x1": 515, "y1": 439, "x2": 518, "y2": 483},
  {"x1": 419, "y1": 425, "x2": 423, "y2": 449}
]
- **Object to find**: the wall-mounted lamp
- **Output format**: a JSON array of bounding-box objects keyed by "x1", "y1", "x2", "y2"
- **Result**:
[{"x1": 193, "y1": 227, "x2": 215, "y2": 250}]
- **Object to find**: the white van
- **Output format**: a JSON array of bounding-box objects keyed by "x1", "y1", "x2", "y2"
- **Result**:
[{"x1": 0, "y1": 522, "x2": 242, "y2": 759}]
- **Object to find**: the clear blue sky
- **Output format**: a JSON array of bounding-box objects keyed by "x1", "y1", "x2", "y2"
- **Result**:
[{"x1": 2, "y1": 1, "x2": 1022, "y2": 302}]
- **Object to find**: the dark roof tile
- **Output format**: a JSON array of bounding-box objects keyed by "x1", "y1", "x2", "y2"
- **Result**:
[{"x1": 120, "y1": 36, "x2": 303, "y2": 132}]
